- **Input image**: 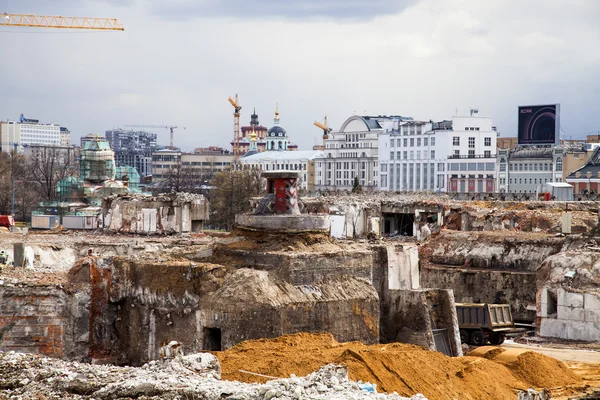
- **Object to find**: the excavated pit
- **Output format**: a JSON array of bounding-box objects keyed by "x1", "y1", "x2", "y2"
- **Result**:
[{"x1": 2, "y1": 229, "x2": 443, "y2": 365}]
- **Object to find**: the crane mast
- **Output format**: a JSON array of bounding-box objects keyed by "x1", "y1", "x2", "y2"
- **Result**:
[
  {"x1": 228, "y1": 94, "x2": 242, "y2": 157},
  {"x1": 1, "y1": 13, "x2": 124, "y2": 30}
]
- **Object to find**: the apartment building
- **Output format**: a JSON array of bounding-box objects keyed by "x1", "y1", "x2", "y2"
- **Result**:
[{"x1": 379, "y1": 114, "x2": 498, "y2": 193}]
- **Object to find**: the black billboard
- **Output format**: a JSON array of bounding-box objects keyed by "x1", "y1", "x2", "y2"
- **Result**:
[{"x1": 518, "y1": 104, "x2": 560, "y2": 145}]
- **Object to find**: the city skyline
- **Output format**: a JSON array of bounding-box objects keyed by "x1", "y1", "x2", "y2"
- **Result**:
[{"x1": 0, "y1": 0, "x2": 598, "y2": 151}]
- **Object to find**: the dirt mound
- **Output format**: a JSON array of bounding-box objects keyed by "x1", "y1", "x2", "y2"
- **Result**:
[
  {"x1": 468, "y1": 347, "x2": 581, "y2": 388},
  {"x1": 509, "y1": 351, "x2": 581, "y2": 388},
  {"x1": 467, "y1": 346, "x2": 506, "y2": 360},
  {"x1": 216, "y1": 333, "x2": 529, "y2": 400}
]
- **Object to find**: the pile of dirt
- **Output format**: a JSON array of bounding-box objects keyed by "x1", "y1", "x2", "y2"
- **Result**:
[
  {"x1": 216, "y1": 333, "x2": 531, "y2": 400},
  {"x1": 226, "y1": 230, "x2": 344, "y2": 253},
  {"x1": 511, "y1": 351, "x2": 581, "y2": 388},
  {"x1": 468, "y1": 347, "x2": 581, "y2": 388}
]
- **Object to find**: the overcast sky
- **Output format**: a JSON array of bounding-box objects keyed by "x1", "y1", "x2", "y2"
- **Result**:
[{"x1": 0, "y1": 0, "x2": 598, "y2": 151}]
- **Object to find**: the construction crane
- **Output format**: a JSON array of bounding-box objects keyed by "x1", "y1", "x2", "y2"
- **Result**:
[
  {"x1": 314, "y1": 116, "x2": 332, "y2": 140},
  {"x1": 1, "y1": 12, "x2": 124, "y2": 30},
  {"x1": 124, "y1": 125, "x2": 185, "y2": 149},
  {"x1": 228, "y1": 94, "x2": 242, "y2": 157}
]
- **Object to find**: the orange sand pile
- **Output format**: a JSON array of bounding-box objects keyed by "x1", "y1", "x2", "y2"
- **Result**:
[
  {"x1": 216, "y1": 333, "x2": 531, "y2": 400},
  {"x1": 468, "y1": 346, "x2": 581, "y2": 388}
]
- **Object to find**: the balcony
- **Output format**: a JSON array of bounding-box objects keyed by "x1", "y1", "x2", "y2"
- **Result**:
[{"x1": 447, "y1": 154, "x2": 496, "y2": 159}]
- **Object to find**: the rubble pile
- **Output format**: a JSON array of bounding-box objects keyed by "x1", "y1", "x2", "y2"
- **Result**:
[
  {"x1": 103, "y1": 191, "x2": 206, "y2": 204},
  {"x1": 0, "y1": 351, "x2": 427, "y2": 400}
]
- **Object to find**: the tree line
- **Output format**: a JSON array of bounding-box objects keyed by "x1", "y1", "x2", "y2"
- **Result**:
[{"x1": 0, "y1": 148, "x2": 77, "y2": 221}]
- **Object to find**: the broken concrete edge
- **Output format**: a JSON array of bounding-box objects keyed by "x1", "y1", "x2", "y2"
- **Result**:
[{"x1": 235, "y1": 214, "x2": 330, "y2": 233}]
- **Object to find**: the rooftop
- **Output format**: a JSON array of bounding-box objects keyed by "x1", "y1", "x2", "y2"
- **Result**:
[{"x1": 241, "y1": 150, "x2": 324, "y2": 162}]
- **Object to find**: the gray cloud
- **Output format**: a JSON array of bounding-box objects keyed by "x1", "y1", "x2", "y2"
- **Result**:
[
  {"x1": 146, "y1": 0, "x2": 419, "y2": 20},
  {"x1": 0, "y1": 0, "x2": 598, "y2": 151}
]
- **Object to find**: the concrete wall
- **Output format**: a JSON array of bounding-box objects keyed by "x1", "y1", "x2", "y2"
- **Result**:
[
  {"x1": 382, "y1": 289, "x2": 462, "y2": 357},
  {"x1": 108, "y1": 258, "x2": 227, "y2": 365},
  {"x1": 0, "y1": 285, "x2": 89, "y2": 360},
  {"x1": 421, "y1": 266, "x2": 536, "y2": 322},
  {"x1": 419, "y1": 231, "x2": 567, "y2": 322},
  {"x1": 539, "y1": 287, "x2": 600, "y2": 341},
  {"x1": 200, "y1": 269, "x2": 380, "y2": 349},
  {"x1": 211, "y1": 248, "x2": 376, "y2": 287},
  {"x1": 101, "y1": 194, "x2": 208, "y2": 234},
  {"x1": 384, "y1": 245, "x2": 419, "y2": 290}
]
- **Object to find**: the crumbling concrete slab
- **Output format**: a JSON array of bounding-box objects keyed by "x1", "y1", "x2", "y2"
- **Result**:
[
  {"x1": 101, "y1": 192, "x2": 209, "y2": 234},
  {"x1": 585, "y1": 293, "x2": 600, "y2": 310}
]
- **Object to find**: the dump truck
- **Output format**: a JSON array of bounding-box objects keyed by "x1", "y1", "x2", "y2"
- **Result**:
[{"x1": 455, "y1": 303, "x2": 525, "y2": 346}]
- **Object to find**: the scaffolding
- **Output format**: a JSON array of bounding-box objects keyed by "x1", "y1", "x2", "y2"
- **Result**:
[
  {"x1": 80, "y1": 137, "x2": 116, "y2": 183},
  {"x1": 56, "y1": 176, "x2": 83, "y2": 203},
  {"x1": 115, "y1": 166, "x2": 141, "y2": 192}
]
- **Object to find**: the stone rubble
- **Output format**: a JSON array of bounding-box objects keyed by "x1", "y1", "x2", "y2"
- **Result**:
[
  {"x1": 0, "y1": 351, "x2": 428, "y2": 400},
  {"x1": 518, "y1": 388, "x2": 551, "y2": 400}
]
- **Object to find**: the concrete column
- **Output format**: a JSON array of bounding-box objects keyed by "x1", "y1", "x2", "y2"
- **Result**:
[
  {"x1": 562, "y1": 212, "x2": 572, "y2": 234},
  {"x1": 461, "y1": 212, "x2": 471, "y2": 231},
  {"x1": 13, "y1": 242, "x2": 24, "y2": 267}
]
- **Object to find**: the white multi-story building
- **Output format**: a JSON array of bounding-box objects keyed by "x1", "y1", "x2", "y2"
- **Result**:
[
  {"x1": 151, "y1": 149, "x2": 234, "y2": 182},
  {"x1": 60, "y1": 127, "x2": 71, "y2": 146},
  {"x1": 378, "y1": 114, "x2": 498, "y2": 193},
  {"x1": 314, "y1": 115, "x2": 412, "y2": 191},
  {"x1": 0, "y1": 119, "x2": 61, "y2": 153}
]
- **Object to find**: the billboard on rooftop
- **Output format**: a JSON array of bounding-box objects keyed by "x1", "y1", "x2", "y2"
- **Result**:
[{"x1": 517, "y1": 104, "x2": 560, "y2": 145}]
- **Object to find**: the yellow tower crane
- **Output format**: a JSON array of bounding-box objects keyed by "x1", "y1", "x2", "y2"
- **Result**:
[
  {"x1": 314, "y1": 116, "x2": 332, "y2": 140},
  {"x1": 1, "y1": 12, "x2": 124, "y2": 30},
  {"x1": 228, "y1": 94, "x2": 242, "y2": 157}
]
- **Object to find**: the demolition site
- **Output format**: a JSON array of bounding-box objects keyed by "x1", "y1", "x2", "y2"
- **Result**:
[{"x1": 2, "y1": 169, "x2": 600, "y2": 400}]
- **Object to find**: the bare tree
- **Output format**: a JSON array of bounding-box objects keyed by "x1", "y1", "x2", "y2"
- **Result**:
[
  {"x1": 208, "y1": 164, "x2": 263, "y2": 230},
  {"x1": 159, "y1": 164, "x2": 206, "y2": 193},
  {"x1": 0, "y1": 151, "x2": 33, "y2": 218},
  {"x1": 28, "y1": 146, "x2": 77, "y2": 202}
]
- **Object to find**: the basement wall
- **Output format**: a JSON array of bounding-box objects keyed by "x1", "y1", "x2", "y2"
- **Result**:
[
  {"x1": 421, "y1": 266, "x2": 536, "y2": 322},
  {"x1": 539, "y1": 288, "x2": 600, "y2": 341},
  {"x1": 382, "y1": 289, "x2": 462, "y2": 357},
  {"x1": 0, "y1": 285, "x2": 89, "y2": 360}
]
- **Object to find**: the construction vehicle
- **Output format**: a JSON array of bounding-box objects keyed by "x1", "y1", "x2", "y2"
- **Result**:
[
  {"x1": 455, "y1": 303, "x2": 526, "y2": 346},
  {"x1": 1, "y1": 12, "x2": 124, "y2": 30},
  {"x1": 314, "y1": 116, "x2": 332, "y2": 140},
  {"x1": 228, "y1": 95, "x2": 242, "y2": 156},
  {"x1": 124, "y1": 125, "x2": 185, "y2": 149},
  {"x1": 0, "y1": 215, "x2": 14, "y2": 230}
]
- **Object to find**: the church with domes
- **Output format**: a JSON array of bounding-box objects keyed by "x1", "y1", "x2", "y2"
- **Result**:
[
  {"x1": 231, "y1": 105, "x2": 297, "y2": 155},
  {"x1": 265, "y1": 105, "x2": 291, "y2": 151}
]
